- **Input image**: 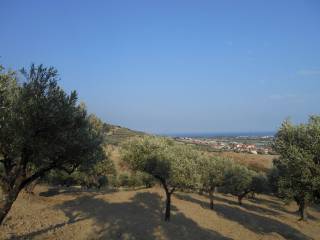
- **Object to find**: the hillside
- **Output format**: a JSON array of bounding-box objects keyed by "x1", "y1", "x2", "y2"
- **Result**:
[
  {"x1": 1, "y1": 185, "x2": 319, "y2": 240},
  {"x1": 103, "y1": 123, "x2": 146, "y2": 146},
  {"x1": 102, "y1": 125, "x2": 276, "y2": 172},
  {"x1": 209, "y1": 151, "x2": 275, "y2": 172}
]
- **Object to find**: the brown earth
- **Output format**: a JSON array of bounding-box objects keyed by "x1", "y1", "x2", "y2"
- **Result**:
[{"x1": 1, "y1": 185, "x2": 319, "y2": 240}]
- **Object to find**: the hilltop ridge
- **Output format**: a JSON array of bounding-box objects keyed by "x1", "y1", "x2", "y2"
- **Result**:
[{"x1": 103, "y1": 123, "x2": 146, "y2": 145}]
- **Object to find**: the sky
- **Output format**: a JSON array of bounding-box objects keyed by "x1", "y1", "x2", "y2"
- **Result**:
[{"x1": 1, "y1": 0, "x2": 320, "y2": 134}]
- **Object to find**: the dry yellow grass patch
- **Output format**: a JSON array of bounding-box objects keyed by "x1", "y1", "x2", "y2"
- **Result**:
[
  {"x1": 0, "y1": 185, "x2": 319, "y2": 240},
  {"x1": 210, "y1": 151, "x2": 276, "y2": 171}
]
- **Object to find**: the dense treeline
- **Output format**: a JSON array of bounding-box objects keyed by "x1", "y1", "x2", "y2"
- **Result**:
[{"x1": 121, "y1": 136, "x2": 271, "y2": 221}]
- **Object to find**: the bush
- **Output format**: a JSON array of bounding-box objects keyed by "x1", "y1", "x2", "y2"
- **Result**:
[
  {"x1": 221, "y1": 163, "x2": 256, "y2": 205},
  {"x1": 138, "y1": 172, "x2": 156, "y2": 188},
  {"x1": 267, "y1": 167, "x2": 281, "y2": 196},
  {"x1": 118, "y1": 173, "x2": 131, "y2": 187},
  {"x1": 251, "y1": 172, "x2": 269, "y2": 195}
]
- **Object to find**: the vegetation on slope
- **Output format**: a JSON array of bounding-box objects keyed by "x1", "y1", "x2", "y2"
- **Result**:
[{"x1": 103, "y1": 124, "x2": 146, "y2": 146}]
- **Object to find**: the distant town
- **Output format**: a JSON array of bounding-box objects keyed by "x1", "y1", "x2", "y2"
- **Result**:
[{"x1": 174, "y1": 135, "x2": 274, "y2": 155}]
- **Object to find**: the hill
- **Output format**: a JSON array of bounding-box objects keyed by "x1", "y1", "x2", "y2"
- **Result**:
[
  {"x1": 102, "y1": 125, "x2": 276, "y2": 172},
  {"x1": 103, "y1": 123, "x2": 146, "y2": 146},
  {"x1": 1, "y1": 185, "x2": 319, "y2": 240}
]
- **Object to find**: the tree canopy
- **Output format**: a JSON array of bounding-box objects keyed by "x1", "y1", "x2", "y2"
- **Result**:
[
  {"x1": 272, "y1": 116, "x2": 320, "y2": 220},
  {"x1": 221, "y1": 163, "x2": 257, "y2": 205},
  {"x1": 199, "y1": 156, "x2": 233, "y2": 208},
  {"x1": 121, "y1": 136, "x2": 200, "y2": 221},
  {"x1": 0, "y1": 64, "x2": 106, "y2": 224}
]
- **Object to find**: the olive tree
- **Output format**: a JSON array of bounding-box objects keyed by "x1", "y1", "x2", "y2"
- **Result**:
[
  {"x1": 272, "y1": 116, "x2": 320, "y2": 220},
  {"x1": 0, "y1": 64, "x2": 105, "y2": 224},
  {"x1": 199, "y1": 157, "x2": 233, "y2": 209},
  {"x1": 221, "y1": 163, "x2": 257, "y2": 205},
  {"x1": 76, "y1": 114, "x2": 116, "y2": 189},
  {"x1": 121, "y1": 136, "x2": 199, "y2": 221}
]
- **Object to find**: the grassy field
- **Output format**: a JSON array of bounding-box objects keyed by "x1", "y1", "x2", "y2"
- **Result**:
[
  {"x1": 1, "y1": 185, "x2": 319, "y2": 240},
  {"x1": 209, "y1": 151, "x2": 276, "y2": 172}
]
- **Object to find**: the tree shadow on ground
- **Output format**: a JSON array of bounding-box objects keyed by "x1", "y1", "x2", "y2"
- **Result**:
[
  {"x1": 175, "y1": 193, "x2": 282, "y2": 217},
  {"x1": 12, "y1": 191, "x2": 233, "y2": 240},
  {"x1": 247, "y1": 196, "x2": 318, "y2": 221},
  {"x1": 213, "y1": 204, "x2": 312, "y2": 240},
  {"x1": 39, "y1": 186, "x2": 118, "y2": 197},
  {"x1": 176, "y1": 193, "x2": 312, "y2": 240}
]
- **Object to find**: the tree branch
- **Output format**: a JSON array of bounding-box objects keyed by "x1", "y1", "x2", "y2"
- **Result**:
[
  {"x1": 57, "y1": 165, "x2": 78, "y2": 175},
  {"x1": 169, "y1": 187, "x2": 175, "y2": 195},
  {"x1": 19, "y1": 164, "x2": 56, "y2": 190}
]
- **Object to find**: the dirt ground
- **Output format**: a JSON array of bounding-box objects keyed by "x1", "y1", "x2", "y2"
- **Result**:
[{"x1": 1, "y1": 185, "x2": 319, "y2": 240}]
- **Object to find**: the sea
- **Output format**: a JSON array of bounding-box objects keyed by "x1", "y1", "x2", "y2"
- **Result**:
[{"x1": 161, "y1": 131, "x2": 275, "y2": 138}]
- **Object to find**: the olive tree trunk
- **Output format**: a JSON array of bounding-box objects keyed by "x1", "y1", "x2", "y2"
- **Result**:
[
  {"x1": 298, "y1": 203, "x2": 306, "y2": 220},
  {"x1": 0, "y1": 165, "x2": 54, "y2": 225},
  {"x1": 296, "y1": 197, "x2": 307, "y2": 221},
  {"x1": 159, "y1": 178, "x2": 175, "y2": 222},
  {"x1": 238, "y1": 190, "x2": 251, "y2": 205},
  {"x1": 25, "y1": 179, "x2": 38, "y2": 195},
  {"x1": 209, "y1": 186, "x2": 214, "y2": 209},
  {"x1": 294, "y1": 195, "x2": 308, "y2": 221},
  {"x1": 164, "y1": 191, "x2": 172, "y2": 221},
  {"x1": 0, "y1": 187, "x2": 20, "y2": 224}
]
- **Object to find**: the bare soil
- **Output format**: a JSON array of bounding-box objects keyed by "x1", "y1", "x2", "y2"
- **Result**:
[{"x1": 1, "y1": 185, "x2": 319, "y2": 240}]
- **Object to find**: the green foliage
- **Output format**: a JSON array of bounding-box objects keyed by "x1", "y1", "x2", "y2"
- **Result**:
[
  {"x1": 118, "y1": 173, "x2": 131, "y2": 187},
  {"x1": 45, "y1": 146, "x2": 117, "y2": 189},
  {"x1": 271, "y1": 116, "x2": 320, "y2": 219},
  {"x1": 45, "y1": 170, "x2": 78, "y2": 186},
  {"x1": 272, "y1": 116, "x2": 320, "y2": 208},
  {"x1": 0, "y1": 64, "x2": 108, "y2": 223},
  {"x1": 136, "y1": 171, "x2": 156, "y2": 188},
  {"x1": 115, "y1": 172, "x2": 154, "y2": 188},
  {"x1": 267, "y1": 167, "x2": 281, "y2": 195},
  {"x1": 121, "y1": 136, "x2": 201, "y2": 221},
  {"x1": 1, "y1": 64, "x2": 105, "y2": 179},
  {"x1": 251, "y1": 172, "x2": 269, "y2": 194},
  {"x1": 104, "y1": 125, "x2": 145, "y2": 146},
  {"x1": 221, "y1": 163, "x2": 256, "y2": 197},
  {"x1": 199, "y1": 156, "x2": 233, "y2": 191},
  {"x1": 121, "y1": 136, "x2": 200, "y2": 190}
]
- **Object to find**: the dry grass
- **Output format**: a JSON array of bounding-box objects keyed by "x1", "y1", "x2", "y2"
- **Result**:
[
  {"x1": 209, "y1": 152, "x2": 277, "y2": 171},
  {"x1": 108, "y1": 144, "x2": 276, "y2": 174},
  {"x1": 1, "y1": 185, "x2": 319, "y2": 240},
  {"x1": 106, "y1": 145, "x2": 125, "y2": 172}
]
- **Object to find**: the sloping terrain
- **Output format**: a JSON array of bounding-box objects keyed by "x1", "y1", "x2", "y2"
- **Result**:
[
  {"x1": 104, "y1": 124, "x2": 146, "y2": 146},
  {"x1": 210, "y1": 151, "x2": 275, "y2": 172},
  {"x1": 1, "y1": 185, "x2": 319, "y2": 240}
]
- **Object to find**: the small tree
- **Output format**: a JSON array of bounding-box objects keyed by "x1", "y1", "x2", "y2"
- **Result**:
[
  {"x1": 250, "y1": 172, "x2": 269, "y2": 198},
  {"x1": 199, "y1": 157, "x2": 233, "y2": 209},
  {"x1": 0, "y1": 64, "x2": 105, "y2": 224},
  {"x1": 267, "y1": 167, "x2": 281, "y2": 196},
  {"x1": 74, "y1": 156, "x2": 116, "y2": 189},
  {"x1": 272, "y1": 116, "x2": 320, "y2": 220},
  {"x1": 121, "y1": 136, "x2": 199, "y2": 221},
  {"x1": 221, "y1": 163, "x2": 257, "y2": 205}
]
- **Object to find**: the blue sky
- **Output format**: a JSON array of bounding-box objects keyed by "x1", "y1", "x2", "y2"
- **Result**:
[{"x1": 1, "y1": 0, "x2": 319, "y2": 134}]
